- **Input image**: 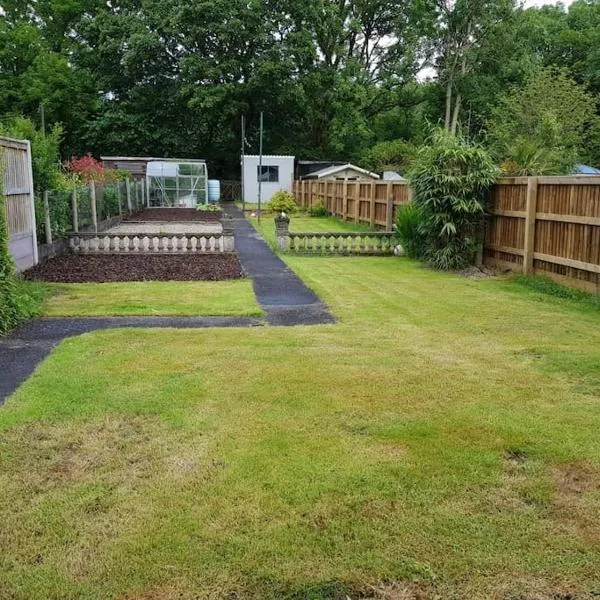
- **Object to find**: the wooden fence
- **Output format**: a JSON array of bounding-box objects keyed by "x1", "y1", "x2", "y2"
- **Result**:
[
  {"x1": 0, "y1": 136, "x2": 37, "y2": 271},
  {"x1": 293, "y1": 180, "x2": 411, "y2": 229},
  {"x1": 484, "y1": 176, "x2": 600, "y2": 294},
  {"x1": 293, "y1": 177, "x2": 600, "y2": 293}
]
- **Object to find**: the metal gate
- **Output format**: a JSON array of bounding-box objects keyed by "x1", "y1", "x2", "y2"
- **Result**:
[{"x1": 1, "y1": 136, "x2": 38, "y2": 271}]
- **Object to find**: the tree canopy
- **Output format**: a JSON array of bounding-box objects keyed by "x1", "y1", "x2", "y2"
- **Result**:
[{"x1": 1, "y1": 0, "x2": 599, "y2": 177}]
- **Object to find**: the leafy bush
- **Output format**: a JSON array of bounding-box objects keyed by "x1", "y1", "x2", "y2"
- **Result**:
[
  {"x1": 0, "y1": 171, "x2": 20, "y2": 335},
  {"x1": 268, "y1": 190, "x2": 297, "y2": 214},
  {"x1": 361, "y1": 138, "x2": 418, "y2": 175},
  {"x1": 489, "y1": 68, "x2": 596, "y2": 175},
  {"x1": 0, "y1": 117, "x2": 63, "y2": 194},
  {"x1": 409, "y1": 131, "x2": 499, "y2": 270},
  {"x1": 309, "y1": 199, "x2": 329, "y2": 217},
  {"x1": 395, "y1": 203, "x2": 426, "y2": 259},
  {"x1": 499, "y1": 137, "x2": 570, "y2": 177}
]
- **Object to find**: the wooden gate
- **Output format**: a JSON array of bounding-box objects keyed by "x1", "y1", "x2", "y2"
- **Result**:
[{"x1": 1, "y1": 137, "x2": 38, "y2": 271}]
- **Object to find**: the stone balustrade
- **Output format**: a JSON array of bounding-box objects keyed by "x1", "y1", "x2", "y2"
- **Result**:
[
  {"x1": 287, "y1": 232, "x2": 396, "y2": 255},
  {"x1": 69, "y1": 229, "x2": 235, "y2": 254}
]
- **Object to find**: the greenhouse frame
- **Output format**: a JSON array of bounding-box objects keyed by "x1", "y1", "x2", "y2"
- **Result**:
[{"x1": 146, "y1": 160, "x2": 208, "y2": 208}]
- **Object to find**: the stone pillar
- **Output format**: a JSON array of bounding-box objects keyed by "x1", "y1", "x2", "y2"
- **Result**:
[{"x1": 275, "y1": 213, "x2": 290, "y2": 251}]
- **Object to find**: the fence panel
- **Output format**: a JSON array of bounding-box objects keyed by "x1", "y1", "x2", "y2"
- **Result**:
[
  {"x1": 483, "y1": 176, "x2": 600, "y2": 293},
  {"x1": 293, "y1": 179, "x2": 411, "y2": 230},
  {"x1": 1, "y1": 136, "x2": 37, "y2": 270}
]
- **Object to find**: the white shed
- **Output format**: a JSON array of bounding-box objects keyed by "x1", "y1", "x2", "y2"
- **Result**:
[{"x1": 242, "y1": 155, "x2": 295, "y2": 203}]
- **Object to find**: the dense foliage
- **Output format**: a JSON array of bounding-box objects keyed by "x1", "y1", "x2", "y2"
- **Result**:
[
  {"x1": 0, "y1": 165, "x2": 20, "y2": 334},
  {"x1": 409, "y1": 131, "x2": 499, "y2": 270},
  {"x1": 0, "y1": 165, "x2": 43, "y2": 334},
  {"x1": 394, "y1": 203, "x2": 426, "y2": 260},
  {"x1": 489, "y1": 68, "x2": 598, "y2": 175},
  {"x1": 1, "y1": 1, "x2": 598, "y2": 177},
  {"x1": 269, "y1": 190, "x2": 297, "y2": 214}
]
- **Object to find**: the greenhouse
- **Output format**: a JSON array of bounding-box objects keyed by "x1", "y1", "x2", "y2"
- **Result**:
[{"x1": 146, "y1": 160, "x2": 208, "y2": 208}]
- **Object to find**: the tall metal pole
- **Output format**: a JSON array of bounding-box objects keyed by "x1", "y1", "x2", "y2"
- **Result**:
[
  {"x1": 257, "y1": 111, "x2": 264, "y2": 223},
  {"x1": 40, "y1": 103, "x2": 46, "y2": 136},
  {"x1": 241, "y1": 115, "x2": 246, "y2": 212}
]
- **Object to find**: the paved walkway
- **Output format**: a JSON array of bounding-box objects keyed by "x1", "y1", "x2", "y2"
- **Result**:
[{"x1": 0, "y1": 205, "x2": 334, "y2": 402}]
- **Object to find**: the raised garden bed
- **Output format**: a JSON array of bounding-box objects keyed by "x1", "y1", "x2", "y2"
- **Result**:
[
  {"x1": 24, "y1": 253, "x2": 243, "y2": 283},
  {"x1": 124, "y1": 209, "x2": 222, "y2": 222}
]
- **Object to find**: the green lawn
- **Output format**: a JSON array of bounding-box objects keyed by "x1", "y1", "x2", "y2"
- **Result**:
[
  {"x1": 251, "y1": 212, "x2": 372, "y2": 249},
  {"x1": 39, "y1": 280, "x2": 263, "y2": 317},
  {"x1": 1, "y1": 258, "x2": 600, "y2": 599}
]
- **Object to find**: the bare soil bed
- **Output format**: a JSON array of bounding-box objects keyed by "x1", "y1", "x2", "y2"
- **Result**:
[
  {"x1": 24, "y1": 253, "x2": 243, "y2": 283},
  {"x1": 124, "y1": 209, "x2": 222, "y2": 222}
]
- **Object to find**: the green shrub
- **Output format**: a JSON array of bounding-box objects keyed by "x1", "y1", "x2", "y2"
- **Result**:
[
  {"x1": 361, "y1": 138, "x2": 418, "y2": 175},
  {"x1": 0, "y1": 169, "x2": 20, "y2": 335},
  {"x1": 409, "y1": 131, "x2": 499, "y2": 270},
  {"x1": 269, "y1": 190, "x2": 297, "y2": 214},
  {"x1": 0, "y1": 163, "x2": 47, "y2": 335},
  {"x1": 309, "y1": 199, "x2": 329, "y2": 217},
  {"x1": 395, "y1": 203, "x2": 426, "y2": 259}
]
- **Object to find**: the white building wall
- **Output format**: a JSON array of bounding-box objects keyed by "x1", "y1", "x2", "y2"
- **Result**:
[{"x1": 242, "y1": 155, "x2": 295, "y2": 203}]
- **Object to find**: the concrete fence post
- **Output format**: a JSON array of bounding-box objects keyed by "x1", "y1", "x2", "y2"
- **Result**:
[
  {"x1": 43, "y1": 190, "x2": 52, "y2": 245},
  {"x1": 126, "y1": 180, "x2": 132, "y2": 212},
  {"x1": 71, "y1": 188, "x2": 79, "y2": 233},
  {"x1": 90, "y1": 181, "x2": 98, "y2": 233},
  {"x1": 275, "y1": 213, "x2": 290, "y2": 251}
]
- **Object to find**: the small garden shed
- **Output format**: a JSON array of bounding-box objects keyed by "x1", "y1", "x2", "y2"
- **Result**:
[{"x1": 242, "y1": 155, "x2": 295, "y2": 203}]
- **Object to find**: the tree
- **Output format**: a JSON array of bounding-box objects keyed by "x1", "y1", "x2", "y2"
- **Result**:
[
  {"x1": 431, "y1": 0, "x2": 515, "y2": 135},
  {"x1": 488, "y1": 67, "x2": 598, "y2": 174}
]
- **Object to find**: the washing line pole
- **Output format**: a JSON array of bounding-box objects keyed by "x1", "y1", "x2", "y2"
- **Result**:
[
  {"x1": 241, "y1": 115, "x2": 246, "y2": 213},
  {"x1": 257, "y1": 111, "x2": 264, "y2": 223}
]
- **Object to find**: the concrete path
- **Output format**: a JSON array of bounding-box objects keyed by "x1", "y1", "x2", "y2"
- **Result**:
[
  {"x1": 0, "y1": 205, "x2": 334, "y2": 403},
  {"x1": 224, "y1": 204, "x2": 334, "y2": 325}
]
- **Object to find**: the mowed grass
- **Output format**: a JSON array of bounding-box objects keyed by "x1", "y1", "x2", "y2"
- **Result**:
[
  {"x1": 1, "y1": 257, "x2": 600, "y2": 599},
  {"x1": 250, "y1": 212, "x2": 373, "y2": 249},
  {"x1": 39, "y1": 280, "x2": 263, "y2": 317}
]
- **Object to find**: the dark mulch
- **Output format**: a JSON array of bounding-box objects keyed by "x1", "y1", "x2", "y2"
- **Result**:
[
  {"x1": 24, "y1": 253, "x2": 244, "y2": 283},
  {"x1": 124, "y1": 209, "x2": 222, "y2": 222}
]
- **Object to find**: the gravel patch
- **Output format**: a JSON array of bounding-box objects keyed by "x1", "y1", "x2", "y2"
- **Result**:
[
  {"x1": 124, "y1": 209, "x2": 222, "y2": 222},
  {"x1": 24, "y1": 254, "x2": 244, "y2": 283}
]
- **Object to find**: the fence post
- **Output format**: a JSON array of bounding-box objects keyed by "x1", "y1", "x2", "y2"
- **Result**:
[
  {"x1": 117, "y1": 183, "x2": 123, "y2": 216},
  {"x1": 385, "y1": 181, "x2": 394, "y2": 231},
  {"x1": 355, "y1": 186, "x2": 360, "y2": 224},
  {"x1": 126, "y1": 180, "x2": 132, "y2": 212},
  {"x1": 342, "y1": 181, "x2": 348, "y2": 222},
  {"x1": 523, "y1": 176, "x2": 539, "y2": 275},
  {"x1": 43, "y1": 190, "x2": 52, "y2": 245},
  {"x1": 90, "y1": 181, "x2": 98, "y2": 233},
  {"x1": 71, "y1": 188, "x2": 79, "y2": 233},
  {"x1": 369, "y1": 181, "x2": 376, "y2": 228}
]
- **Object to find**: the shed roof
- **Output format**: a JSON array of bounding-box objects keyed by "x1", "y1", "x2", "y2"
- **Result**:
[{"x1": 305, "y1": 163, "x2": 379, "y2": 180}]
